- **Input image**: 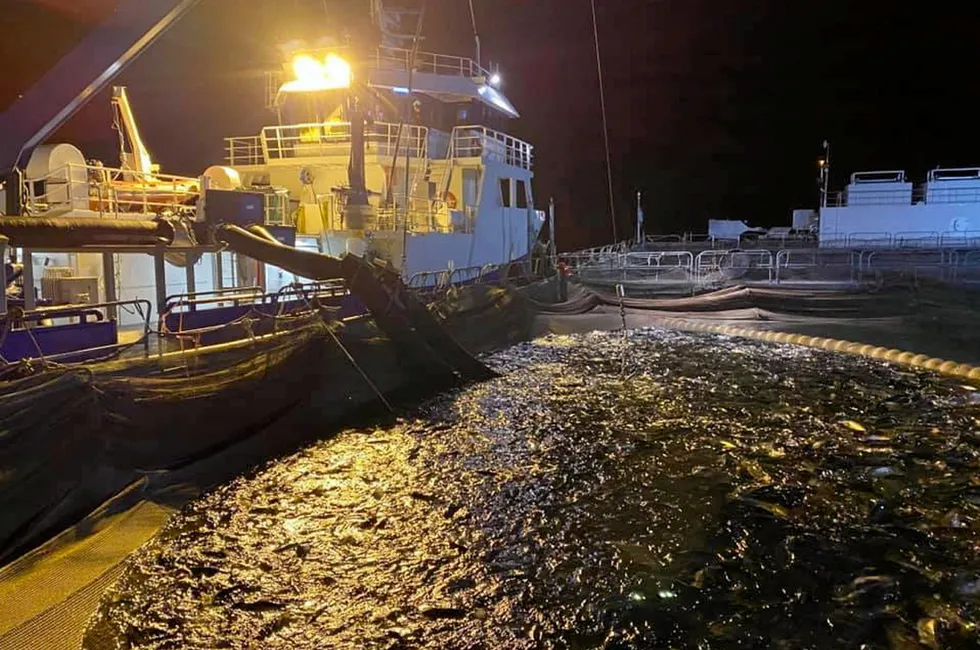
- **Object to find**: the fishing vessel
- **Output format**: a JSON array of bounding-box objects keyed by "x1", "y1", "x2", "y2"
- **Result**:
[
  {"x1": 0, "y1": 0, "x2": 532, "y2": 571},
  {"x1": 0, "y1": 0, "x2": 546, "y2": 334}
]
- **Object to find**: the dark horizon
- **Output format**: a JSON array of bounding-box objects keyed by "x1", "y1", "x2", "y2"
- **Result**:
[{"x1": 1, "y1": 0, "x2": 977, "y2": 250}]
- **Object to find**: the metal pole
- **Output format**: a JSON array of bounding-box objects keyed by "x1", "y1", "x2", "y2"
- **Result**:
[
  {"x1": 468, "y1": 0, "x2": 481, "y2": 68},
  {"x1": 548, "y1": 197, "x2": 556, "y2": 259},
  {"x1": 820, "y1": 140, "x2": 831, "y2": 209},
  {"x1": 214, "y1": 251, "x2": 224, "y2": 290},
  {"x1": 525, "y1": 180, "x2": 535, "y2": 265},
  {"x1": 102, "y1": 252, "x2": 117, "y2": 321},
  {"x1": 635, "y1": 190, "x2": 643, "y2": 242},
  {"x1": 23, "y1": 250, "x2": 35, "y2": 310},
  {"x1": 0, "y1": 238, "x2": 7, "y2": 314},
  {"x1": 153, "y1": 245, "x2": 166, "y2": 322},
  {"x1": 184, "y1": 252, "x2": 196, "y2": 312},
  {"x1": 257, "y1": 260, "x2": 266, "y2": 292}
]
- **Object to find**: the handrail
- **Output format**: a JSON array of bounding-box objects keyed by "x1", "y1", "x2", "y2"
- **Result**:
[
  {"x1": 225, "y1": 136, "x2": 264, "y2": 166},
  {"x1": 158, "y1": 283, "x2": 341, "y2": 340},
  {"x1": 928, "y1": 167, "x2": 980, "y2": 182},
  {"x1": 24, "y1": 161, "x2": 199, "y2": 217},
  {"x1": 370, "y1": 46, "x2": 492, "y2": 80},
  {"x1": 451, "y1": 125, "x2": 533, "y2": 170},
  {"x1": 258, "y1": 121, "x2": 430, "y2": 163},
  {"x1": 851, "y1": 170, "x2": 906, "y2": 183},
  {"x1": 3, "y1": 299, "x2": 150, "y2": 323},
  {"x1": 163, "y1": 286, "x2": 264, "y2": 315},
  {"x1": 565, "y1": 241, "x2": 980, "y2": 287},
  {"x1": 224, "y1": 121, "x2": 535, "y2": 172},
  {"x1": 273, "y1": 280, "x2": 347, "y2": 304},
  {"x1": 0, "y1": 299, "x2": 153, "y2": 362},
  {"x1": 828, "y1": 185, "x2": 980, "y2": 207}
]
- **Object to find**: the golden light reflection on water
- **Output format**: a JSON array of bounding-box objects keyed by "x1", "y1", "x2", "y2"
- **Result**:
[{"x1": 86, "y1": 330, "x2": 980, "y2": 649}]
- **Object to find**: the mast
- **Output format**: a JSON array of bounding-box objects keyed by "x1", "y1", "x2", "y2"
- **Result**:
[
  {"x1": 468, "y1": 0, "x2": 482, "y2": 68},
  {"x1": 344, "y1": 93, "x2": 372, "y2": 230},
  {"x1": 818, "y1": 140, "x2": 831, "y2": 209}
]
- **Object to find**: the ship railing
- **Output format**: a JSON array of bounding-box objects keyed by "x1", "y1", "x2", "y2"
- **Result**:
[
  {"x1": 563, "y1": 251, "x2": 621, "y2": 268},
  {"x1": 635, "y1": 233, "x2": 817, "y2": 251},
  {"x1": 451, "y1": 125, "x2": 533, "y2": 170},
  {"x1": 623, "y1": 251, "x2": 694, "y2": 270},
  {"x1": 159, "y1": 281, "x2": 347, "y2": 341},
  {"x1": 816, "y1": 231, "x2": 961, "y2": 249},
  {"x1": 566, "y1": 241, "x2": 980, "y2": 287},
  {"x1": 262, "y1": 190, "x2": 293, "y2": 226},
  {"x1": 778, "y1": 248, "x2": 960, "y2": 284},
  {"x1": 262, "y1": 48, "x2": 491, "y2": 106},
  {"x1": 774, "y1": 249, "x2": 861, "y2": 283},
  {"x1": 162, "y1": 286, "x2": 266, "y2": 316},
  {"x1": 225, "y1": 136, "x2": 265, "y2": 166},
  {"x1": 24, "y1": 162, "x2": 199, "y2": 218},
  {"x1": 827, "y1": 186, "x2": 980, "y2": 207},
  {"x1": 695, "y1": 249, "x2": 735, "y2": 278},
  {"x1": 563, "y1": 250, "x2": 696, "y2": 280},
  {"x1": 940, "y1": 230, "x2": 980, "y2": 247},
  {"x1": 407, "y1": 269, "x2": 450, "y2": 289},
  {"x1": 371, "y1": 46, "x2": 492, "y2": 80},
  {"x1": 859, "y1": 249, "x2": 963, "y2": 283},
  {"x1": 1, "y1": 299, "x2": 153, "y2": 363},
  {"x1": 374, "y1": 201, "x2": 473, "y2": 234},
  {"x1": 407, "y1": 265, "x2": 486, "y2": 290},
  {"x1": 894, "y1": 231, "x2": 941, "y2": 248},
  {"x1": 407, "y1": 261, "x2": 529, "y2": 291},
  {"x1": 812, "y1": 232, "x2": 894, "y2": 248},
  {"x1": 251, "y1": 121, "x2": 429, "y2": 163},
  {"x1": 273, "y1": 280, "x2": 348, "y2": 304}
]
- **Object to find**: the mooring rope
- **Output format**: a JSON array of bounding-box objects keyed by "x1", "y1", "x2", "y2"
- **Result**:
[
  {"x1": 591, "y1": 0, "x2": 618, "y2": 242},
  {"x1": 322, "y1": 323, "x2": 394, "y2": 413}
]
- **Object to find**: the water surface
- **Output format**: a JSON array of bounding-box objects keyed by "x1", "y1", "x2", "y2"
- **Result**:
[{"x1": 86, "y1": 329, "x2": 980, "y2": 648}]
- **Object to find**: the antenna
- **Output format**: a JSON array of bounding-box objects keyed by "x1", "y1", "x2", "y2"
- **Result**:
[{"x1": 818, "y1": 140, "x2": 831, "y2": 209}]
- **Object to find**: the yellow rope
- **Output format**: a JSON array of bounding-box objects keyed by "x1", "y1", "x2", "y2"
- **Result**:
[{"x1": 655, "y1": 317, "x2": 980, "y2": 382}]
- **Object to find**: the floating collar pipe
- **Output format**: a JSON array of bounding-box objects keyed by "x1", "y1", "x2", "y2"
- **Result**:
[{"x1": 654, "y1": 316, "x2": 980, "y2": 382}]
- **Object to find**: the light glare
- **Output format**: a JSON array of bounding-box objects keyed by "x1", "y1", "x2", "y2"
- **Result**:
[{"x1": 281, "y1": 53, "x2": 352, "y2": 93}]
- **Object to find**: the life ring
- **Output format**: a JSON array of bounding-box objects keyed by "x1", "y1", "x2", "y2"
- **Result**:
[{"x1": 443, "y1": 191, "x2": 458, "y2": 210}]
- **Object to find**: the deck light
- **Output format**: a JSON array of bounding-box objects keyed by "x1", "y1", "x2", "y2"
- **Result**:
[{"x1": 281, "y1": 53, "x2": 352, "y2": 93}]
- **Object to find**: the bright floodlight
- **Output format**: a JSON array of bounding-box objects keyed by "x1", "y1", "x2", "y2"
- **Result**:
[
  {"x1": 489, "y1": 72, "x2": 501, "y2": 87},
  {"x1": 281, "y1": 53, "x2": 352, "y2": 93}
]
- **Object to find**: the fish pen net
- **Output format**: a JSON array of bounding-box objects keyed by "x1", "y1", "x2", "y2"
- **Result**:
[
  {"x1": 6, "y1": 270, "x2": 980, "y2": 648},
  {"x1": 0, "y1": 266, "x2": 497, "y2": 565},
  {"x1": 0, "y1": 309, "x2": 335, "y2": 563},
  {"x1": 569, "y1": 246, "x2": 980, "y2": 295}
]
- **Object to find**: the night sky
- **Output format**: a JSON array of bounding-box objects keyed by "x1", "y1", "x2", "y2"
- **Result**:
[{"x1": 1, "y1": 0, "x2": 977, "y2": 250}]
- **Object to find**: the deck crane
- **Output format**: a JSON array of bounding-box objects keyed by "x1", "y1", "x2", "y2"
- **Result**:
[
  {"x1": 0, "y1": 0, "x2": 202, "y2": 215},
  {"x1": 111, "y1": 86, "x2": 156, "y2": 180}
]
